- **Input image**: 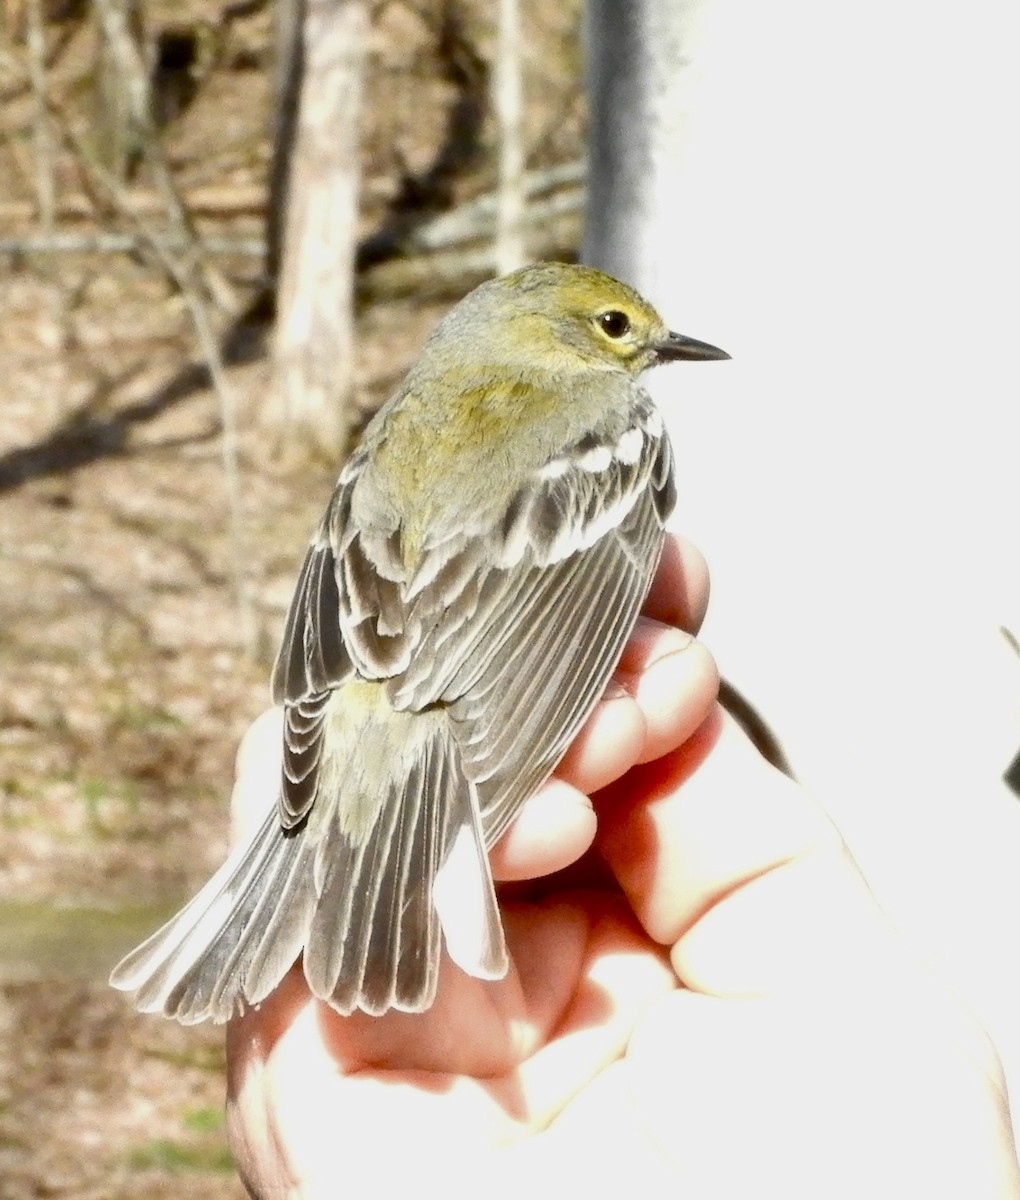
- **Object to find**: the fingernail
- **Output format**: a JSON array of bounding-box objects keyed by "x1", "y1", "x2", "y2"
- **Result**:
[{"x1": 602, "y1": 679, "x2": 631, "y2": 702}]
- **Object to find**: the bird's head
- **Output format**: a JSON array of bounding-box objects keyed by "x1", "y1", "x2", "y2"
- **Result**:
[{"x1": 437, "y1": 262, "x2": 730, "y2": 378}]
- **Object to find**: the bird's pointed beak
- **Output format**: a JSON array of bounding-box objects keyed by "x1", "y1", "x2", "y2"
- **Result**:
[{"x1": 655, "y1": 331, "x2": 731, "y2": 362}]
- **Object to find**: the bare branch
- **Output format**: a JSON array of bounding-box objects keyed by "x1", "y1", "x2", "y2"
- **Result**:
[
  {"x1": 0, "y1": 183, "x2": 267, "y2": 223},
  {"x1": 91, "y1": 0, "x2": 237, "y2": 312},
  {"x1": 0, "y1": 165, "x2": 585, "y2": 270},
  {"x1": 0, "y1": 231, "x2": 266, "y2": 256},
  {"x1": 43, "y1": 11, "x2": 257, "y2": 654}
]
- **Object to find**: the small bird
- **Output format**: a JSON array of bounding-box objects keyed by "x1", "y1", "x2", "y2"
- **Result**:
[{"x1": 110, "y1": 262, "x2": 728, "y2": 1022}]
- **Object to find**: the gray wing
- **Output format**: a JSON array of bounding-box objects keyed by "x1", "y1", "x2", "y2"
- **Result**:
[
  {"x1": 272, "y1": 397, "x2": 674, "y2": 848},
  {"x1": 388, "y1": 398, "x2": 676, "y2": 845},
  {"x1": 457, "y1": 479, "x2": 669, "y2": 844}
]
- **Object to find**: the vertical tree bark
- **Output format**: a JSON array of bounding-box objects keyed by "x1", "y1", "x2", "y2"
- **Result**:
[
  {"x1": 492, "y1": 0, "x2": 525, "y2": 274},
  {"x1": 25, "y1": 0, "x2": 56, "y2": 231},
  {"x1": 267, "y1": 0, "x2": 368, "y2": 462},
  {"x1": 91, "y1": 0, "x2": 148, "y2": 180}
]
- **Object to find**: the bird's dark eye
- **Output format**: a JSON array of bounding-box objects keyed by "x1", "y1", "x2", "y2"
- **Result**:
[{"x1": 597, "y1": 310, "x2": 631, "y2": 339}]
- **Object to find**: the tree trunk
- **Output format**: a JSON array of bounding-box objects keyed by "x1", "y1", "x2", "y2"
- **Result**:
[
  {"x1": 266, "y1": 0, "x2": 368, "y2": 462},
  {"x1": 492, "y1": 0, "x2": 525, "y2": 274},
  {"x1": 90, "y1": 0, "x2": 148, "y2": 181}
]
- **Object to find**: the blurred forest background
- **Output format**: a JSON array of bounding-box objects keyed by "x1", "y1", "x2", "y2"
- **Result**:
[{"x1": 0, "y1": 1, "x2": 584, "y2": 1194}]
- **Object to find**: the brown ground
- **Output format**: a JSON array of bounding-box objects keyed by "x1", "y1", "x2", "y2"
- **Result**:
[{"x1": 0, "y1": 3, "x2": 583, "y2": 1195}]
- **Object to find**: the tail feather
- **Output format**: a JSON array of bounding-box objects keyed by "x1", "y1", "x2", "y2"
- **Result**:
[
  {"x1": 433, "y1": 785, "x2": 507, "y2": 981},
  {"x1": 224, "y1": 825, "x2": 317, "y2": 1010},
  {"x1": 382, "y1": 738, "x2": 447, "y2": 1011},
  {"x1": 109, "y1": 808, "x2": 307, "y2": 1024},
  {"x1": 306, "y1": 762, "x2": 410, "y2": 1012},
  {"x1": 335, "y1": 748, "x2": 435, "y2": 1014},
  {"x1": 110, "y1": 713, "x2": 508, "y2": 1021}
]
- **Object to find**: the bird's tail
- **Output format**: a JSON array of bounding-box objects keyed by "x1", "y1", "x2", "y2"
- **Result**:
[{"x1": 110, "y1": 713, "x2": 507, "y2": 1022}]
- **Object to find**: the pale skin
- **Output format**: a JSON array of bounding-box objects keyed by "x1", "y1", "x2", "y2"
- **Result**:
[{"x1": 226, "y1": 536, "x2": 1020, "y2": 1199}]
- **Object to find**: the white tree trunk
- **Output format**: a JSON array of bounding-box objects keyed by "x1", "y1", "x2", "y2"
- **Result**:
[
  {"x1": 269, "y1": 0, "x2": 368, "y2": 460},
  {"x1": 492, "y1": 0, "x2": 525, "y2": 274}
]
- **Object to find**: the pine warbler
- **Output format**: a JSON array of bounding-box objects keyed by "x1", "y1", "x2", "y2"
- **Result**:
[{"x1": 111, "y1": 262, "x2": 728, "y2": 1021}]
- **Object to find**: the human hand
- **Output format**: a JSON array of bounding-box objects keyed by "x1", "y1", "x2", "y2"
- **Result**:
[{"x1": 225, "y1": 534, "x2": 1019, "y2": 1198}]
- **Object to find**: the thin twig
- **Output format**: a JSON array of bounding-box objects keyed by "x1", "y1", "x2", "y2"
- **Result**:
[
  {"x1": 90, "y1": 0, "x2": 237, "y2": 312},
  {"x1": 0, "y1": 232, "x2": 266, "y2": 255},
  {"x1": 89, "y1": 0, "x2": 252, "y2": 651},
  {"x1": 37, "y1": 60, "x2": 257, "y2": 655},
  {"x1": 179, "y1": 289, "x2": 255, "y2": 658}
]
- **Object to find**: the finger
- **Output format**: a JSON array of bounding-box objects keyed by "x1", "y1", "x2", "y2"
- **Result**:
[
  {"x1": 227, "y1": 899, "x2": 595, "y2": 1081},
  {"x1": 489, "y1": 778, "x2": 598, "y2": 882},
  {"x1": 598, "y1": 708, "x2": 896, "y2": 994},
  {"x1": 228, "y1": 895, "x2": 674, "y2": 1110},
  {"x1": 644, "y1": 534, "x2": 710, "y2": 633}
]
